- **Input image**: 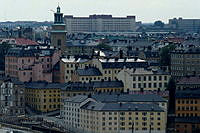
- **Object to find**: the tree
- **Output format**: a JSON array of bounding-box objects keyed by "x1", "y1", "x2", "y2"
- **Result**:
[
  {"x1": 97, "y1": 43, "x2": 112, "y2": 51},
  {"x1": 160, "y1": 44, "x2": 176, "y2": 66},
  {"x1": 154, "y1": 20, "x2": 165, "y2": 28},
  {"x1": 0, "y1": 42, "x2": 11, "y2": 71}
]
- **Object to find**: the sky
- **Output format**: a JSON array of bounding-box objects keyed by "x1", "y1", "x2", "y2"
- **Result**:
[{"x1": 1, "y1": 0, "x2": 200, "y2": 23}]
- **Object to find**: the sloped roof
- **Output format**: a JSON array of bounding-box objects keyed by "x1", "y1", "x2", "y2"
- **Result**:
[
  {"x1": 81, "y1": 102, "x2": 164, "y2": 112},
  {"x1": 76, "y1": 67, "x2": 102, "y2": 76},
  {"x1": 15, "y1": 38, "x2": 38, "y2": 46}
]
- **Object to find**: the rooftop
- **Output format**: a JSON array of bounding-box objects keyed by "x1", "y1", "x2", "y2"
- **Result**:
[
  {"x1": 81, "y1": 102, "x2": 164, "y2": 112},
  {"x1": 24, "y1": 82, "x2": 66, "y2": 89},
  {"x1": 76, "y1": 67, "x2": 102, "y2": 76},
  {"x1": 177, "y1": 76, "x2": 200, "y2": 85},
  {"x1": 65, "y1": 93, "x2": 167, "y2": 103}
]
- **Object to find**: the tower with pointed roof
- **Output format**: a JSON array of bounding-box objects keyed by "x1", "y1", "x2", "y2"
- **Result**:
[{"x1": 51, "y1": 6, "x2": 67, "y2": 55}]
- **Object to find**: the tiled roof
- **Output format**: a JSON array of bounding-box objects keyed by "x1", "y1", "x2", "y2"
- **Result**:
[
  {"x1": 81, "y1": 102, "x2": 164, "y2": 111},
  {"x1": 76, "y1": 67, "x2": 102, "y2": 76},
  {"x1": 15, "y1": 38, "x2": 38, "y2": 46}
]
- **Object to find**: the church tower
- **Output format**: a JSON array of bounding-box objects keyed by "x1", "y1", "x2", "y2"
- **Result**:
[{"x1": 51, "y1": 6, "x2": 67, "y2": 55}]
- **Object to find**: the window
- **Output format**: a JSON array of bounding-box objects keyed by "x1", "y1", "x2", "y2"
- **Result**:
[
  {"x1": 138, "y1": 83, "x2": 141, "y2": 88},
  {"x1": 148, "y1": 76, "x2": 151, "y2": 81},
  {"x1": 154, "y1": 83, "x2": 157, "y2": 88},
  {"x1": 154, "y1": 76, "x2": 157, "y2": 81},
  {"x1": 149, "y1": 83, "x2": 152, "y2": 88},
  {"x1": 144, "y1": 76, "x2": 146, "y2": 81},
  {"x1": 133, "y1": 77, "x2": 136, "y2": 81},
  {"x1": 133, "y1": 83, "x2": 136, "y2": 88},
  {"x1": 57, "y1": 39, "x2": 61, "y2": 46},
  {"x1": 159, "y1": 76, "x2": 162, "y2": 80},
  {"x1": 143, "y1": 83, "x2": 146, "y2": 88},
  {"x1": 159, "y1": 83, "x2": 162, "y2": 88},
  {"x1": 138, "y1": 76, "x2": 141, "y2": 81}
]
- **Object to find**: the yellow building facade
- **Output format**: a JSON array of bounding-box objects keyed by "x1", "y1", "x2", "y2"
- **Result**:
[{"x1": 25, "y1": 82, "x2": 63, "y2": 112}]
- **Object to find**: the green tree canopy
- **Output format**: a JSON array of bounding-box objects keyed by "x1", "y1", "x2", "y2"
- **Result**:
[
  {"x1": 160, "y1": 44, "x2": 176, "y2": 66},
  {"x1": 0, "y1": 42, "x2": 12, "y2": 70}
]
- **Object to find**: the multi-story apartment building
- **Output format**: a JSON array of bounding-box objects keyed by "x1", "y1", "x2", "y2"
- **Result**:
[
  {"x1": 117, "y1": 68, "x2": 170, "y2": 92},
  {"x1": 60, "y1": 57, "x2": 148, "y2": 83},
  {"x1": 61, "y1": 80, "x2": 124, "y2": 99},
  {"x1": 5, "y1": 46, "x2": 61, "y2": 82},
  {"x1": 169, "y1": 17, "x2": 200, "y2": 32},
  {"x1": 24, "y1": 82, "x2": 65, "y2": 112},
  {"x1": 0, "y1": 78, "x2": 25, "y2": 116},
  {"x1": 171, "y1": 48, "x2": 200, "y2": 79},
  {"x1": 62, "y1": 93, "x2": 167, "y2": 133},
  {"x1": 64, "y1": 15, "x2": 136, "y2": 33},
  {"x1": 175, "y1": 90, "x2": 200, "y2": 133}
]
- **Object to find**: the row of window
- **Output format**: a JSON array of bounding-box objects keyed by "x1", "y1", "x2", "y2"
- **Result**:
[
  {"x1": 133, "y1": 82, "x2": 167, "y2": 88},
  {"x1": 177, "y1": 100, "x2": 198, "y2": 104},
  {"x1": 133, "y1": 75, "x2": 168, "y2": 81}
]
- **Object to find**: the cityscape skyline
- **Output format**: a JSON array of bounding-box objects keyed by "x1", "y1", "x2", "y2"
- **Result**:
[{"x1": 1, "y1": 0, "x2": 200, "y2": 23}]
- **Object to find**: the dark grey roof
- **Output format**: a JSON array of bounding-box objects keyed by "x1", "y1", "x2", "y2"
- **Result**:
[
  {"x1": 66, "y1": 93, "x2": 166, "y2": 103},
  {"x1": 102, "y1": 62, "x2": 148, "y2": 69},
  {"x1": 176, "y1": 90, "x2": 200, "y2": 99},
  {"x1": 144, "y1": 51, "x2": 160, "y2": 58},
  {"x1": 24, "y1": 82, "x2": 67, "y2": 89},
  {"x1": 171, "y1": 47, "x2": 200, "y2": 54},
  {"x1": 81, "y1": 102, "x2": 164, "y2": 112},
  {"x1": 61, "y1": 81, "x2": 124, "y2": 91},
  {"x1": 61, "y1": 82, "x2": 94, "y2": 91},
  {"x1": 6, "y1": 47, "x2": 55, "y2": 57},
  {"x1": 64, "y1": 95, "x2": 88, "y2": 103},
  {"x1": 76, "y1": 67, "x2": 102, "y2": 76},
  {"x1": 175, "y1": 117, "x2": 200, "y2": 124},
  {"x1": 92, "y1": 81, "x2": 124, "y2": 88},
  {"x1": 91, "y1": 93, "x2": 166, "y2": 102}
]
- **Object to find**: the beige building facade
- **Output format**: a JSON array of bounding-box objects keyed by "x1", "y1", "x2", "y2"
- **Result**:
[{"x1": 117, "y1": 68, "x2": 170, "y2": 92}]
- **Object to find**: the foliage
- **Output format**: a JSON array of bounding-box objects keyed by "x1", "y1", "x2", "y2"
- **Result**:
[
  {"x1": 154, "y1": 20, "x2": 165, "y2": 28},
  {"x1": 160, "y1": 44, "x2": 176, "y2": 66},
  {"x1": 97, "y1": 43, "x2": 112, "y2": 51},
  {"x1": 0, "y1": 42, "x2": 11, "y2": 70}
]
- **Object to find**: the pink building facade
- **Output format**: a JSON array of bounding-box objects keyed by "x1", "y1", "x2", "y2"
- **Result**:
[{"x1": 5, "y1": 46, "x2": 61, "y2": 82}]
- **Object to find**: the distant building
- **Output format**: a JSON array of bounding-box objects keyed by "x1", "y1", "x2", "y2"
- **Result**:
[
  {"x1": 0, "y1": 79, "x2": 25, "y2": 116},
  {"x1": 117, "y1": 68, "x2": 170, "y2": 92},
  {"x1": 62, "y1": 93, "x2": 167, "y2": 133},
  {"x1": 169, "y1": 18, "x2": 200, "y2": 32},
  {"x1": 64, "y1": 15, "x2": 136, "y2": 33},
  {"x1": 171, "y1": 48, "x2": 200, "y2": 79}
]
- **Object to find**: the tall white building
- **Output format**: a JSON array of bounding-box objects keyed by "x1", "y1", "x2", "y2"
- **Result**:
[
  {"x1": 169, "y1": 17, "x2": 200, "y2": 32},
  {"x1": 64, "y1": 15, "x2": 136, "y2": 33}
]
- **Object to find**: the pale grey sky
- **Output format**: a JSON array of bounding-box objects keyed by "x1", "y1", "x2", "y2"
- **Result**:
[{"x1": 1, "y1": 0, "x2": 200, "y2": 23}]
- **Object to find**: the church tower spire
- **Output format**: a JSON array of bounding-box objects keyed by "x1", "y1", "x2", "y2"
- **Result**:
[
  {"x1": 54, "y1": 5, "x2": 64, "y2": 24},
  {"x1": 51, "y1": 6, "x2": 67, "y2": 55}
]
